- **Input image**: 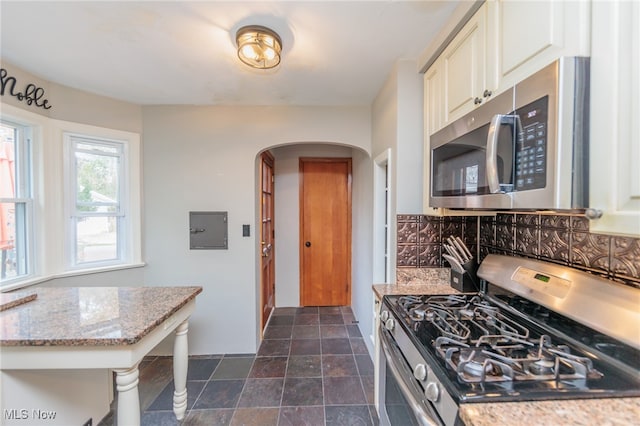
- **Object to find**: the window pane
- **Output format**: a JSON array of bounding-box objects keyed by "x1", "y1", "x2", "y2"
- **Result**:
[
  {"x1": 0, "y1": 124, "x2": 16, "y2": 198},
  {"x1": 75, "y1": 216, "x2": 118, "y2": 264},
  {"x1": 0, "y1": 202, "x2": 27, "y2": 282},
  {"x1": 75, "y1": 151, "x2": 120, "y2": 207},
  {"x1": 76, "y1": 142, "x2": 119, "y2": 155},
  {"x1": 75, "y1": 203, "x2": 117, "y2": 214}
]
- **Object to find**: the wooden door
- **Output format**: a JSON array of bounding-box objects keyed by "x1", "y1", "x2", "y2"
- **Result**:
[
  {"x1": 299, "y1": 158, "x2": 352, "y2": 306},
  {"x1": 260, "y1": 151, "x2": 275, "y2": 332}
]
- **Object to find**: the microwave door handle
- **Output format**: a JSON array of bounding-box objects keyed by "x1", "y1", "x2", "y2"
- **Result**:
[
  {"x1": 486, "y1": 114, "x2": 520, "y2": 193},
  {"x1": 486, "y1": 114, "x2": 504, "y2": 193}
]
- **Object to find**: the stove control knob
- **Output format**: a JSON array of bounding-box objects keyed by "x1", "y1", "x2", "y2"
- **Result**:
[
  {"x1": 413, "y1": 364, "x2": 427, "y2": 381},
  {"x1": 425, "y1": 382, "x2": 440, "y2": 402},
  {"x1": 384, "y1": 318, "x2": 395, "y2": 331},
  {"x1": 380, "y1": 310, "x2": 389, "y2": 322}
]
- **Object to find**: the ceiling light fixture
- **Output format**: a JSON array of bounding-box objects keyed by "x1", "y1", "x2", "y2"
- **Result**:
[{"x1": 236, "y1": 25, "x2": 282, "y2": 70}]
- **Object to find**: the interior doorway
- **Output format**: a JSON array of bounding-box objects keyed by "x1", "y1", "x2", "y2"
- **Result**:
[
  {"x1": 299, "y1": 157, "x2": 352, "y2": 306},
  {"x1": 260, "y1": 151, "x2": 275, "y2": 333}
]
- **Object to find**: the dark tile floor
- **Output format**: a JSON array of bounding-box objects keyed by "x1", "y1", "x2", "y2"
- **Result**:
[{"x1": 99, "y1": 306, "x2": 378, "y2": 426}]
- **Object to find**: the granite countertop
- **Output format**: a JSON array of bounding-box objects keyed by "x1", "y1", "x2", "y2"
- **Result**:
[
  {"x1": 373, "y1": 267, "x2": 458, "y2": 298},
  {"x1": 0, "y1": 286, "x2": 202, "y2": 346},
  {"x1": 0, "y1": 291, "x2": 37, "y2": 311},
  {"x1": 459, "y1": 398, "x2": 640, "y2": 426},
  {"x1": 373, "y1": 282, "x2": 459, "y2": 298}
]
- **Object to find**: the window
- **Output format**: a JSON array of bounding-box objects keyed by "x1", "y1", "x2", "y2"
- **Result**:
[
  {"x1": 1, "y1": 104, "x2": 141, "y2": 290},
  {"x1": 0, "y1": 120, "x2": 32, "y2": 284},
  {"x1": 66, "y1": 134, "x2": 127, "y2": 268}
]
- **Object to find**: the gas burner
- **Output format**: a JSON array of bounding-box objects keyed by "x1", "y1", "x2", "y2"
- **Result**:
[
  {"x1": 529, "y1": 358, "x2": 555, "y2": 375},
  {"x1": 435, "y1": 333, "x2": 604, "y2": 384}
]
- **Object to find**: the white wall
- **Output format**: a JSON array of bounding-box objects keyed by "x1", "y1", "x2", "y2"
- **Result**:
[
  {"x1": 142, "y1": 105, "x2": 371, "y2": 355},
  {"x1": 371, "y1": 60, "x2": 425, "y2": 283},
  {"x1": 0, "y1": 61, "x2": 142, "y2": 133},
  {"x1": 372, "y1": 65, "x2": 399, "y2": 282},
  {"x1": 396, "y1": 60, "x2": 424, "y2": 213},
  {"x1": 350, "y1": 148, "x2": 374, "y2": 355}
]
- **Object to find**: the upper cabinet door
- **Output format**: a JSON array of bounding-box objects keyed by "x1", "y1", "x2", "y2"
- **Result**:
[
  {"x1": 495, "y1": 0, "x2": 590, "y2": 91},
  {"x1": 442, "y1": 4, "x2": 488, "y2": 124},
  {"x1": 424, "y1": 60, "x2": 443, "y2": 136},
  {"x1": 588, "y1": 0, "x2": 640, "y2": 237}
]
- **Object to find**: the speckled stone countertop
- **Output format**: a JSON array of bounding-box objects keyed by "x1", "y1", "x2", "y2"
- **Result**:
[
  {"x1": 460, "y1": 398, "x2": 640, "y2": 426},
  {"x1": 0, "y1": 286, "x2": 202, "y2": 346},
  {"x1": 373, "y1": 267, "x2": 457, "y2": 298},
  {"x1": 0, "y1": 291, "x2": 37, "y2": 311},
  {"x1": 373, "y1": 282, "x2": 460, "y2": 298}
]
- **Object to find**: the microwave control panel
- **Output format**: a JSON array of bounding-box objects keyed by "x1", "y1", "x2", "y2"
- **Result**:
[{"x1": 515, "y1": 96, "x2": 548, "y2": 191}]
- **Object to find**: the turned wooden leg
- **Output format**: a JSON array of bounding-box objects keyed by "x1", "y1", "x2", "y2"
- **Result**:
[
  {"x1": 114, "y1": 364, "x2": 140, "y2": 426},
  {"x1": 173, "y1": 319, "x2": 189, "y2": 420}
]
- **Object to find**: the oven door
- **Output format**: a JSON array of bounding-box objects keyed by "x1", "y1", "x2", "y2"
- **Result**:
[{"x1": 378, "y1": 327, "x2": 443, "y2": 426}]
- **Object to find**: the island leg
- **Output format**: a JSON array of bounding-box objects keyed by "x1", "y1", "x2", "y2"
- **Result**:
[
  {"x1": 114, "y1": 364, "x2": 141, "y2": 426},
  {"x1": 173, "y1": 319, "x2": 190, "y2": 420}
]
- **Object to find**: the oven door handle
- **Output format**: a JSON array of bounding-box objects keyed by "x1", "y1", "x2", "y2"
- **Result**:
[{"x1": 380, "y1": 328, "x2": 443, "y2": 426}]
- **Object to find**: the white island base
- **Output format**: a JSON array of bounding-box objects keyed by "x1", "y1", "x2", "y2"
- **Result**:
[
  {"x1": 1, "y1": 369, "x2": 112, "y2": 425},
  {"x1": 0, "y1": 287, "x2": 200, "y2": 426},
  {"x1": 1, "y1": 317, "x2": 191, "y2": 426}
]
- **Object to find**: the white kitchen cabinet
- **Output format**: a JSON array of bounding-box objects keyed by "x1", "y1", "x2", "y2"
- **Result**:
[
  {"x1": 441, "y1": 3, "x2": 490, "y2": 125},
  {"x1": 423, "y1": 59, "x2": 444, "y2": 216},
  {"x1": 425, "y1": 1, "x2": 590, "y2": 133},
  {"x1": 422, "y1": 0, "x2": 592, "y2": 215},
  {"x1": 424, "y1": 60, "x2": 444, "y2": 137},
  {"x1": 495, "y1": 0, "x2": 591, "y2": 91},
  {"x1": 588, "y1": 0, "x2": 640, "y2": 237}
]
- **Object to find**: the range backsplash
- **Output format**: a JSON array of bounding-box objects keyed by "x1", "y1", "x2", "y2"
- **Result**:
[{"x1": 397, "y1": 213, "x2": 640, "y2": 288}]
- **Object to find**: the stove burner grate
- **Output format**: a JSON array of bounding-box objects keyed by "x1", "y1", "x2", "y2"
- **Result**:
[{"x1": 436, "y1": 334, "x2": 604, "y2": 384}]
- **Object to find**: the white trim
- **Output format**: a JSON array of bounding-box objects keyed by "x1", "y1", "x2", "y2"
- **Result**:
[
  {"x1": 0, "y1": 262, "x2": 146, "y2": 292},
  {"x1": 64, "y1": 133, "x2": 128, "y2": 268},
  {"x1": 373, "y1": 148, "x2": 392, "y2": 284}
]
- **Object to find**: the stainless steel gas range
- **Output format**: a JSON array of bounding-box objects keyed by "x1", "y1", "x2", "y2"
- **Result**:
[{"x1": 377, "y1": 254, "x2": 640, "y2": 426}]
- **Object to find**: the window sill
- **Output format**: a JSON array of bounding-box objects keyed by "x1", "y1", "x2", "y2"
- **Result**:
[{"x1": 0, "y1": 262, "x2": 146, "y2": 292}]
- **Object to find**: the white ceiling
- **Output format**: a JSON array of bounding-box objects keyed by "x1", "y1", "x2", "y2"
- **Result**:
[{"x1": 0, "y1": 1, "x2": 460, "y2": 106}]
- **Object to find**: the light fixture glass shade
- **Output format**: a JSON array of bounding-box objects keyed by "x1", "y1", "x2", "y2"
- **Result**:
[{"x1": 236, "y1": 25, "x2": 282, "y2": 69}]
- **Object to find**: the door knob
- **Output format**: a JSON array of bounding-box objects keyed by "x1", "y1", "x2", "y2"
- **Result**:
[{"x1": 305, "y1": 241, "x2": 311, "y2": 247}]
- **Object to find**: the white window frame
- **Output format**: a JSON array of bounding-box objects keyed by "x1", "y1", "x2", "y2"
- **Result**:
[
  {"x1": 0, "y1": 103, "x2": 143, "y2": 291},
  {"x1": 0, "y1": 118, "x2": 35, "y2": 286},
  {"x1": 65, "y1": 133, "x2": 128, "y2": 269}
]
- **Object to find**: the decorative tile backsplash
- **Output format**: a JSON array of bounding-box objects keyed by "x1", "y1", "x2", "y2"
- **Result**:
[
  {"x1": 398, "y1": 213, "x2": 640, "y2": 288},
  {"x1": 397, "y1": 215, "x2": 478, "y2": 267}
]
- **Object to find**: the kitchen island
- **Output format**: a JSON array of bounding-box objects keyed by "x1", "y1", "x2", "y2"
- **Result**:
[{"x1": 0, "y1": 286, "x2": 202, "y2": 426}]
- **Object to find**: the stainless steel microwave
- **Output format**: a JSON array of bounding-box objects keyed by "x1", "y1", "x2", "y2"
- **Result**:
[{"x1": 429, "y1": 57, "x2": 590, "y2": 210}]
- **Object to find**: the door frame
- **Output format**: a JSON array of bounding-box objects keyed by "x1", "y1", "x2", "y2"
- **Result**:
[
  {"x1": 298, "y1": 157, "x2": 352, "y2": 306},
  {"x1": 259, "y1": 151, "x2": 275, "y2": 334}
]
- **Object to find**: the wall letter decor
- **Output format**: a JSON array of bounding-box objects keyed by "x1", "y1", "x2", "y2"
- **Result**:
[{"x1": 1, "y1": 68, "x2": 52, "y2": 110}]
